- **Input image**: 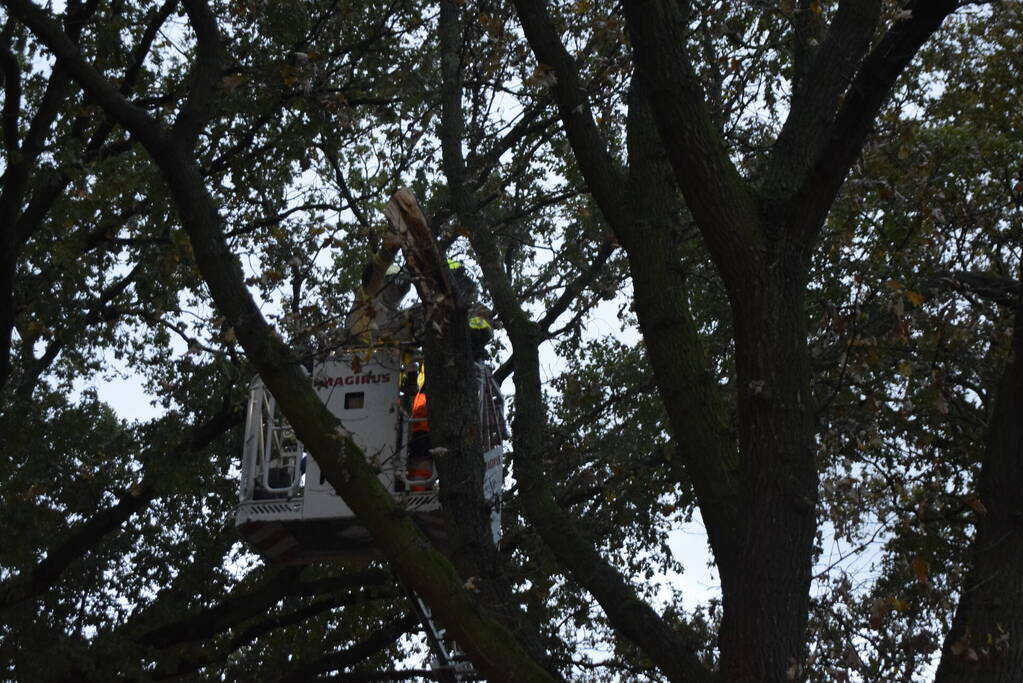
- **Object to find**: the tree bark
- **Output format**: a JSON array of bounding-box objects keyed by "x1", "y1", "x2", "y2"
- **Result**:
[
  {"x1": 717, "y1": 269, "x2": 817, "y2": 682},
  {"x1": 437, "y1": 3, "x2": 716, "y2": 677},
  {"x1": 473, "y1": 224, "x2": 714, "y2": 683},
  {"x1": 381, "y1": 190, "x2": 522, "y2": 638},
  {"x1": 624, "y1": 82, "x2": 742, "y2": 581},
  {"x1": 935, "y1": 287, "x2": 1023, "y2": 682},
  {"x1": 512, "y1": 0, "x2": 743, "y2": 582}
]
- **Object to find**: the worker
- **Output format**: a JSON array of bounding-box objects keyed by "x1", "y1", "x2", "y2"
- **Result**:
[
  {"x1": 469, "y1": 309, "x2": 494, "y2": 360},
  {"x1": 407, "y1": 365, "x2": 432, "y2": 491},
  {"x1": 447, "y1": 258, "x2": 477, "y2": 307},
  {"x1": 404, "y1": 261, "x2": 495, "y2": 490}
]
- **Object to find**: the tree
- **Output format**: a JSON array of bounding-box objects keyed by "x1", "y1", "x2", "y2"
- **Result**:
[{"x1": 1, "y1": 0, "x2": 1020, "y2": 680}]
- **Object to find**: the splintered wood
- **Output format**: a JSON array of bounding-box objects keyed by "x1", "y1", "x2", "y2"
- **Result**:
[{"x1": 382, "y1": 188, "x2": 455, "y2": 335}]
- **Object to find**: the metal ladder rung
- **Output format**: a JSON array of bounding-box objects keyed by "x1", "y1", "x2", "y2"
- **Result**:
[{"x1": 403, "y1": 586, "x2": 478, "y2": 682}]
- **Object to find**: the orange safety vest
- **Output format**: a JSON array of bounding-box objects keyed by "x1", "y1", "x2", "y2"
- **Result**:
[{"x1": 411, "y1": 391, "x2": 428, "y2": 432}]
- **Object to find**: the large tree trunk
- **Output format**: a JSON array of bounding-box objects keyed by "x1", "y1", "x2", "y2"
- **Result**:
[
  {"x1": 623, "y1": 80, "x2": 820, "y2": 681},
  {"x1": 935, "y1": 293, "x2": 1023, "y2": 683},
  {"x1": 719, "y1": 268, "x2": 818, "y2": 681}
]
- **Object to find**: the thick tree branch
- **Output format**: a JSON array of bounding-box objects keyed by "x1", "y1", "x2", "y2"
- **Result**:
[
  {"x1": 935, "y1": 263, "x2": 1023, "y2": 683},
  {"x1": 0, "y1": 21, "x2": 21, "y2": 153},
  {"x1": 466, "y1": 127, "x2": 714, "y2": 681},
  {"x1": 929, "y1": 271, "x2": 1022, "y2": 309},
  {"x1": 511, "y1": 0, "x2": 630, "y2": 228},
  {"x1": 623, "y1": 83, "x2": 742, "y2": 582},
  {"x1": 506, "y1": 10, "x2": 741, "y2": 554},
  {"x1": 382, "y1": 188, "x2": 558, "y2": 679},
  {"x1": 439, "y1": 9, "x2": 708, "y2": 673},
  {"x1": 622, "y1": 0, "x2": 763, "y2": 291},
  {"x1": 172, "y1": 0, "x2": 221, "y2": 149},
  {"x1": 512, "y1": 0, "x2": 740, "y2": 643},
  {"x1": 479, "y1": 246, "x2": 714, "y2": 682},
  {"x1": 765, "y1": 0, "x2": 882, "y2": 199},
  {"x1": 789, "y1": 0, "x2": 960, "y2": 248},
  {"x1": 791, "y1": 0, "x2": 826, "y2": 88}
]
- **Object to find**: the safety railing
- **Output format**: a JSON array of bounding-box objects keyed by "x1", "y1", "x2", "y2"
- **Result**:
[
  {"x1": 475, "y1": 362, "x2": 507, "y2": 451},
  {"x1": 240, "y1": 379, "x2": 304, "y2": 501}
]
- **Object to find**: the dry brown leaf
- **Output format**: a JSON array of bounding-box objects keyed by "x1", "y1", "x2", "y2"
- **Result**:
[
  {"x1": 965, "y1": 496, "x2": 988, "y2": 515},
  {"x1": 912, "y1": 557, "x2": 930, "y2": 586}
]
